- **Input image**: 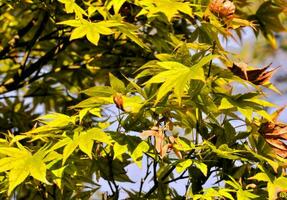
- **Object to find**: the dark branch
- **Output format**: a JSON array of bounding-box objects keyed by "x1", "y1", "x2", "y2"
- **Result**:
[
  {"x1": 0, "y1": 17, "x2": 35, "y2": 58},
  {"x1": 0, "y1": 37, "x2": 70, "y2": 94},
  {"x1": 144, "y1": 150, "x2": 195, "y2": 198},
  {"x1": 21, "y1": 12, "x2": 49, "y2": 68}
]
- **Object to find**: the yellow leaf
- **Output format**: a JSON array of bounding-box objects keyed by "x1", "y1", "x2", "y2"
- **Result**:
[
  {"x1": 62, "y1": 138, "x2": 78, "y2": 164},
  {"x1": 113, "y1": 143, "x2": 128, "y2": 159},
  {"x1": 52, "y1": 166, "x2": 66, "y2": 189},
  {"x1": 176, "y1": 159, "x2": 192, "y2": 173},
  {"x1": 89, "y1": 128, "x2": 112, "y2": 144},
  {"x1": 70, "y1": 26, "x2": 87, "y2": 40},
  {"x1": 86, "y1": 30, "x2": 100, "y2": 45},
  {"x1": 78, "y1": 132, "x2": 94, "y2": 159},
  {"x1": 131, "y1": 141, "x2": 149, "y2": 168},
  {"x1": 8, "y1": 166, "x2": 29, "y2": 195},
  {"x1": 29, "y1": 160, "x2": 48, "y2": 184},
  {"x1": 219, "y1": 98, "x2": 234, "y2": 110}
]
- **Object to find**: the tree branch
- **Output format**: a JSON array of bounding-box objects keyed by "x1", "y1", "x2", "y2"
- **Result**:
[
  {"x1": 0, "y1": 17, "x2": 35, "y2": 59},
  {"x1": 107, "y1": 155, "x2": 119, "y2": 199},
  {"x1": 163, "y1": 170, "x2": 189, "y2": 184},
  {"x1": 139, "y1": 157, "x2": 152, "y2": 197},
  {"x1": 0, "y1": 37, "x2": 70, "y2": 94},
  {"x1": 21, "y1": 12, "x2": 49, "y2": 68},
  {"x1": 144, "y1": 150, "x2": 195, "y2": 198}
]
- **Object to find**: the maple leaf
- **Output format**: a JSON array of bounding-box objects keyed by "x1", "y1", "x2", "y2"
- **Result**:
[
  {"x1": 228, "y1": 62, "x2": 279, "y2": 85},
  {"x1": 140, "y1": 128, "x2": 182, "y2": 159},
  {"x1": 209, "y1": 0, "x2": 236, "y2": 20},
  {"x1": 259, "y1": 107, "x2": 287, "y2": 158}
]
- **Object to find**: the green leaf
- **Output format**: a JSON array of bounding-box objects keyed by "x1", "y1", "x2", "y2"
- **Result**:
[
  {"x1": 107, "y1": 0, "x2": 126, "y2": 14},
  {"x1": 267, "y1": 182, "x2": 277, "y2": 200},
  {"x1": 219, "y1": 98, "x2": 234, "y2": 110},
  {"x1": 58, "y1": 0, "x2": 87, "y2": 17},
  {"x1": 8, "y1": 167, "x2": 29, "y2": 196},
  {"x1": 86, "y1": 30, "x2": 100, "y2": 45},
  {"x1": 50, "y1": 137, "x2": 71, "y2": 152},
  {"x1": 62, "y1": 138, "x2": 78, "y2": 164},
  {"x1": 113, "y1": 142, "x2": 128, "y2": 159},
  {"x1": 207, "y1": 142, "x2": 244, "y2": 160},
  {"x1": 194, "y1": 161, "x2": 208, "y2": 176},
  {"x1": 36, "y1": 113, "x2": 76, "y2": 127},
  {"x1": 176, "y1": 159, "x2": 192, "y2": 173},
  {"x1": 116, "y1": 25, "x2": 149, "y2": 49},
  {"x1": 81, "y1": 86, "x2": 114, "y2": 97},
  {"x1": 245, "y1": 145, "x2": 279, "y2": 172},
  {"x1": 238, "y1": 107, "x2": 253, "y2": 121},
  {"x1": 218, "y1": 189, "x2": 235, "y2": 200},
  {"x1": 248, "y1": 172, "x2": 270, "y2": 182},
  {"x1": 237, "y1": 189, "x2": 259, "y2": 200},
  {"x1": 173, "y1": 137, "x2": 194, "y2": 151},
  {"x1": 131, "y1": 141, "x2": 149, "y2": 168},
  {"x1": 122, "y1": 95, "x2": 144, "y2": 113},
  {"x1": 29, "y1": 160, "x2": 48, "y2": 184},
  {"x1": 136, "y1": 0, "x2": 192, "y2": 21},
  {"x1": 51, "y1": 166, "x2": 66, "y2": 189},
  {"x1": 257, "y1": 110, "x2": 273, "y2": 122},
  {"x1": 0, "y1": 147, "x2": 25, "y2": 157},
  {"x1": 57, "y1": 19, "x2": 82, "y2": 27},
  {"x1": 246, "y1": 98, "x2": 276, "y2": 108},
  {"x1": 144, "y1": 59, "x2": 207, "y2": 104},
  {"x1": 78, "y1": 131, "x2": 94, "y2": 159},
  {"x1": 89, "y1": 128, "x2": 112, "y2": 145},
  {"x1": 79, "y1": 108, "x2": 90, "y2": 123},
  {"x1": 44, "y1": 151, "x2": 62, "y2": 162},
  {"x1": 28, "y1": 148, "x2": 49, "y2": 184},
  {"x1": 4, "y1": 147, "x2": 49, "y2": 195},
  {"x1": 70, "y1": 26, "x2": 87, "y2": 40},
  {"x1": 109, "y1": 73, "x2": 126, "y2": 93},
  {"x1": 274, "y1": 177, "x2": 287, "y2": 193},
  {"x1": 0, "y1": 157, "x2": 16, "y2": 172},
  {"x1": 59, "y1": 19, "x2": 118, "y2": 46}
]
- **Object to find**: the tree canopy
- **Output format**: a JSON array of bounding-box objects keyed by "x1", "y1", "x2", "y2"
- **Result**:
[{"x1": 0, "y1": 0, "x2": 287, "y2": 199}]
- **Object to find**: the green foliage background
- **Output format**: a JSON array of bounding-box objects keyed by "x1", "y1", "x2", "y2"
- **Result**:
[{"x1": 0, "y1": 0, "x2": 287, "y2": 199}]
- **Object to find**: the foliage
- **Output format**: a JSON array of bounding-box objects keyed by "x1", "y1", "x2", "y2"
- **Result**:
[{"x1": 0, "y1": 0, "x2": 287, "y2": 199}]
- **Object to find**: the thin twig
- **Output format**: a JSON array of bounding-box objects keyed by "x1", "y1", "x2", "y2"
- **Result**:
[
  {"x1": 0, "y1": 37, "x2": 70, "y2": 94},
  {"x1": 107, "y1": 152, "x2": 119, "y2": 199},
  {"x1": 164, "y1": 175, "x2": 189, "y2": 184},
  {"x1": 144, "y1": 150, "x2": 195, "y2": 198},
  {"x1": 163, "y1": 169, "x2": 189, "y2": 184},
  {"x1": 139, "y1": 157, "x2": 152, "y2": 197}
]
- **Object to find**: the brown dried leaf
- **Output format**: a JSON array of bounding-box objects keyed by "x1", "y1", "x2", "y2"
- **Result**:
[
  {"x1": 155, "y1": 129, "x2": 164, "y2": 154},
  {"x1": 271, "y1": 106, "x2": 286, "y2": 121},
  {"x1": 174, "y1": 149, "x2": 183, "y2": 159},
  {"x1": 265, "y1": 138, "x2": 287, "y2": 151},
  {"x1": 113, "y1": 93, "x2": 124, "y2": 111},
  {"x1": 209, "y1": 0, "x2": 236, "y2": 19},
  {"x1": 160, "y1": 144, "x2": 170, "y2": 158},
  {"x1": 273, "y1": 148, "x2": 287, "y2": 158},
  {"x1": 259, "y1": 107, "x2": 287, "y2": 158},
  {"x1": 140, "y1": 130, "x2": 158, "y2": 138},
  {"x1": 229, "y1": 63, "x2": 278, "y2": 85}
]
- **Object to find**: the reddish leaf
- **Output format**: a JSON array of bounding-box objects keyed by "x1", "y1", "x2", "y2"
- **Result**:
[
  {"x1": 113, "y1": 93, "x2": 125, "y2": 111},
  {"x1": 259, "y1": 108, "x2": 287, "y2": 158},
  {"x1": 229, "y1": 63, "x2": 278, "y2": 85},
  {"x1": 209, "y1": 0, "x2": 236, "y2": 19},
  {"x1": 265, "y1": 138, "x2": 287, "y2": 151}
]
